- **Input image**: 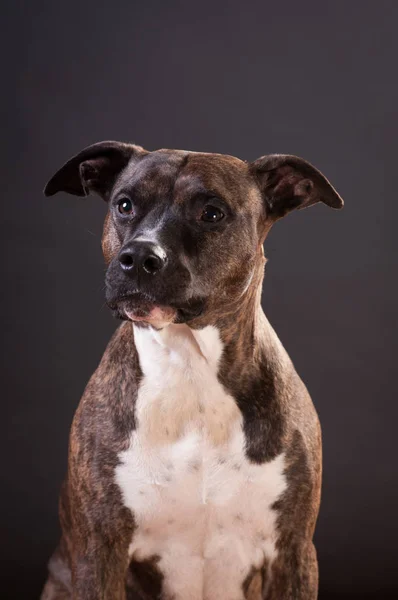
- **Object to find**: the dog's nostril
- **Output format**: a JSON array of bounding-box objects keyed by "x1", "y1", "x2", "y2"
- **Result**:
[
  {"x1": 119, "y1": 252, "x2": 134, "y2": 270},
  {"x1": 119, "y1": 244, "x2": 166, "y2": 274},
  {"x1": 142, "y1": 255, "x2": 163, "y2": 275}
]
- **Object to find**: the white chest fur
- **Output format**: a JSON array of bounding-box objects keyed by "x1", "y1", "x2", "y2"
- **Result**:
[{"x1": 115, "y1": 324, "x2": 287, "y2": 600}]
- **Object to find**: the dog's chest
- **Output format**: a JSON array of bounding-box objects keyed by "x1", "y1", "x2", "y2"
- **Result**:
[{"x1": 115, "y1": 324, "x2": 287, "y2": 600}]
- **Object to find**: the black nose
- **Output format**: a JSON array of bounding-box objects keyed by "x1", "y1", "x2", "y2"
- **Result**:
[{"x1": 118, "y1": 242, "x2": 167, "y2": 275}]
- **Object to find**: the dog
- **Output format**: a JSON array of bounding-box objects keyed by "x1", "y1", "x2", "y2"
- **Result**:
[{"x1": 40, "y1": 141, "x2": 343, "y2": 600}]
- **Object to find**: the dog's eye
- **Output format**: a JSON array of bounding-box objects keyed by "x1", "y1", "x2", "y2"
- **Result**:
[
  {"x1": 201, "y1": 205, "x2": 224, "y2": 223},
  {"x1": 117, "y1": 198, "x2": 133, "y2": 215}
]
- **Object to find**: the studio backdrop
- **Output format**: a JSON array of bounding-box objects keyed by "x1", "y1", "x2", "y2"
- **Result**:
[{"x1": 1, "y1": 1, "x2": 397, "y2": 599}]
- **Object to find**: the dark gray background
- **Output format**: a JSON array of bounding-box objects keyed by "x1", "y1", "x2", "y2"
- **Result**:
[{"x1": 1, "y1": 1, "x2": 397, "y2": 598}]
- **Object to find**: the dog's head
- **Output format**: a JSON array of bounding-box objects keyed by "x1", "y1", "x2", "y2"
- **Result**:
[{"x1": 45, "y1": 141, "x2": 343, "y2": 328}]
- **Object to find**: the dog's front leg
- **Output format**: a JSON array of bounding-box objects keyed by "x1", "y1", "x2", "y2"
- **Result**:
[
  {"x1": 65, "y1": 472, "x2": 134, "y2": 600},
  {"x1": 65, "y1": 438, "x2": 135, "y2": 598},
  {"x1": 71, "y1": 540, "x2": 130, "y2": 600},
  {"x1": 266, "y1": 541, "x2": 318, "y2": 600}
]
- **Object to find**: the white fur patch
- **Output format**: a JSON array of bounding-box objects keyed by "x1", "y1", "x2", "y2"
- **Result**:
[{"x1": 115, "y1": 324, "x2": 287, "y2": 600}]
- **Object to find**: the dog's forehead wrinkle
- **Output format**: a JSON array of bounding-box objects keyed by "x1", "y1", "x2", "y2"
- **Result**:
[
  {"x1": 173, "y1": 172, "x2": 207, "y2": 197},
  {"x1": 113, "y1": 151, "x2": 186, "y2": 196},
  {"x1": 175, "y1": 154, "x2": 252, "y2": 204},
  {"x1": 138, "y1": 151, "x2": 188, "y2": 177}
]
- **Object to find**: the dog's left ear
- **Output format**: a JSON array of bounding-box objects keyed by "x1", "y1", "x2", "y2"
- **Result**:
[{"x1": 250, "y1": 154, "x2": 344, "y2": 220}]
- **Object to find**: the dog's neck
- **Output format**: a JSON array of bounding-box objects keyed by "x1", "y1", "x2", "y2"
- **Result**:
[
  {"x1": 135, "y1": 255, "x2": 287, "y2": 385},
  {"x1": 211, "y1": 256, "x2": 288, "y2": 385}
]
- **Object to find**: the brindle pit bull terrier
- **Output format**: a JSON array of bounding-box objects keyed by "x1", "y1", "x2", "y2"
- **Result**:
[{"x1": 41, "y1": 141, "x2": 343, "y2": 600}]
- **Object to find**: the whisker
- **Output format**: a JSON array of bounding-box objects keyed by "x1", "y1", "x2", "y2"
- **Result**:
[{"x1": 85, "y1": 229, "x2": 97, "y2": 237}]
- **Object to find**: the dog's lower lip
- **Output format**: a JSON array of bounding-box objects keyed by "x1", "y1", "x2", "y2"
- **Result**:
[
  {"x1": 113, "y1": 293, "x2": 176, "y2": 324},
  {"x1": 125, "y1": 304, "x2": 177, "y2": 325},
  {"x1": 107, "y1": 291, "x2": 205, "y2": 323},
  {"x1": 126, "y1": 306, "x2": 154, "y2": 319}
]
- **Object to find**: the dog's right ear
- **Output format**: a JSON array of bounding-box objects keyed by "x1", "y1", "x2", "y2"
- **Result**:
[{"x1": 44, "y1": 141, "x2": 148, "y2": 199}]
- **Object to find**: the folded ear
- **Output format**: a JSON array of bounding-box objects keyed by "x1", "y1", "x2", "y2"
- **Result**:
[
  {"x1": 250, "y1": 154, "x2": 344, "y2": 220},
  {"x1": 44, "y1": 140, "x2": 148, "y2": 199}
]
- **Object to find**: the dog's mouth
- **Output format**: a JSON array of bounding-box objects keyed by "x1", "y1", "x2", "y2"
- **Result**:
[
  {"x1": 125, "y1": 300, "x2": 176, "y2": 327},
  {"x1": 107, "y1": 292, "x2": 205, "y2": 327}
]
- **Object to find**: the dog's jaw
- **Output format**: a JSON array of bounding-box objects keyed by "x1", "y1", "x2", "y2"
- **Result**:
[{"x1": 124, "y1": 305, "x2": 177, "y2": 329}]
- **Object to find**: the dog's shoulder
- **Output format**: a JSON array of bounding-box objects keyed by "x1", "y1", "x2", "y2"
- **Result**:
[
  {"x1": 81, "y1": 321, "x2": 141, "y2": 401},
  {"x1": 70, "y1": 321, "x2": 141, "y2": 464}
]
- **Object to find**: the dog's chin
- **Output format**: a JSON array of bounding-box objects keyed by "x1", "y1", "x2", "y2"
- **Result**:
[
  {"x1": 125, "y1": 304, "x2": 177, "y2": 329},
  {"x1": 107, "y1": 293, "x2": 205, "y2": 329},
  {"x1": 114, "y1": 297, "x2": 176, "y2": 329}
]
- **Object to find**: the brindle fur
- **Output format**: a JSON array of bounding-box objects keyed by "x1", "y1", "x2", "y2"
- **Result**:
[{"x1": 41, "y1": 141, "x2": 343, "y2": 600}]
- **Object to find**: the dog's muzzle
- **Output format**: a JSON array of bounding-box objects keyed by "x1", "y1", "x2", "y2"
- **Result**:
[{"x1": 105, "y1": 240, "x2": 204, "y2": 325}]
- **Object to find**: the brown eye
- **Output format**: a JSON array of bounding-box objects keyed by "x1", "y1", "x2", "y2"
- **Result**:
[
  {"x1": 201, "y1": 205, "x2": 224, "y2": 223},
  {"x1": 118, "y1": 198, "x2": 133, "y2": 215}
]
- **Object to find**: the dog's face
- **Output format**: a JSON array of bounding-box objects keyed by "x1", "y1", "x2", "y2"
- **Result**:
[
  {"x1": 45, "y1": 142, "x2": 343, "y2": 328},
  {"x1": 101, "y1": 150, "x2": 265, "y2": 326}
]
